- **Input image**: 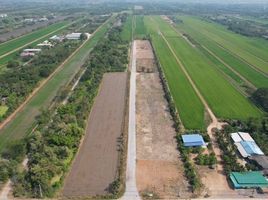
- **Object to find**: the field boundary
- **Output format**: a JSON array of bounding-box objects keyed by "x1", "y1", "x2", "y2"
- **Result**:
[{"x1": 0, "y1": 16, "x2": 112, "y2": 132}]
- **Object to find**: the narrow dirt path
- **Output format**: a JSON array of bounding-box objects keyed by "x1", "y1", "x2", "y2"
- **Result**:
[
  {"x1": 0, "y1": 17, "x2": 110, "y2": 132},
  {"x1": 121, "y1": 41, "x2": 140, "y2": 200}
]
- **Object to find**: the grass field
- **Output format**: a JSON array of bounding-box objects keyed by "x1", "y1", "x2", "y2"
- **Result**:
[
  {"x1": 0, "y1": 106, "x2": 8, "y2": 117},
  {"x1": 175, "y1": 16, "x2": 268, "y2": 74},
  {"x1": 0, "y1": 17, "x2": 114, "y2": 153},
  {"x1": 173, "y1": 21, "x2": 268, "y2": 89},
  {"x1": 152, "y1": 16, "x2": 262, "y2": 120},
  {"x1": 0, "y1": 21, "x2": 68, "y2": 56},
  {"x1": 121, "y1": 15, "x2": 133, "y2": 41},
  {"x1": 135, "y1": 15, "x2": 147, "y2": 39},
  {"x1": 144, "y1": 16, "x2": 205, "y2": 130}
]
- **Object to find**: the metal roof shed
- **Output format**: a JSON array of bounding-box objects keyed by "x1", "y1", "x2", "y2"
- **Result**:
[
  {"x1": 230, "y1": 171, "x2": 268, "y2": 189},
  {"x1": 238, "y1": 132, "x2": 254, "y2": 142},
  {"x1": 231, "y1": 132, "x2": 243, "y2": 143},
  {"x1": 240, "y1": 141, "x2": 264, "y2": 156},
  {"x1": 235, "y1": 142, "x2": 250, "y2": 158},
  {"x1": 182, "y1": 134, "x2": 206, "y2": 147}
]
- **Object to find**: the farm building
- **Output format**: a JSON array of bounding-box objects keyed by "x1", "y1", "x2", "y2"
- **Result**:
[
  {"x1": 249, "y1": 155, "x2": 268, "y2": 171},
  {"x1": 230, "y1": 171, "x2": 268, "y2": 189},
  {"x1": 21, "y1": 49, "x2": 41, "y2": 57},
  {"x1": 65, "y1": 33, "x2": 82, "y2": 40},
  {"x1": 50, "y1": 35, "x2": 64, "y2": 42},
  {"x1": 65, "y1": 32, "x2": 90, "y2": 40},
  {"x1": 182, "y1": 134, "x2": 206, "y2": 147},
  {"x1": 231, "y1": 132, "x2": 264, "y2": 158},
  {"x1": 37, "y1": 40, "x2": 53, "y2": 47}
]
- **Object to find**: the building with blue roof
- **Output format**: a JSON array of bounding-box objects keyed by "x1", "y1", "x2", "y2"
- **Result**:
[
  {"x1": 182, "y1": 134, "x2": 206, "y2": 147},
  {"x1": 240, "y1": 141, "x2": 264, "y2": 156}
]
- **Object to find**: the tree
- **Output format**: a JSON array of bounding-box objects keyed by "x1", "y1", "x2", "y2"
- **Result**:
[
  {"x1": 7, "y1": 60, "x2": 20, "y2": 68},
  {"x1": 80, "y1": 33, "x2": 88, "y2": 41},
  {"x1": 251, "y1": 88, "x2": 268, "y2": 112}
]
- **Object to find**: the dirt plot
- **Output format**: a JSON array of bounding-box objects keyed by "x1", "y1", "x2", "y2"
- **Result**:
[
  {"x1": 62, "y1": 72, "x2": 128, "y2": 197},
  {"x1": 136, "y1": 40, "x2": 156, "y2": 73},
  {"x1": 136, "y1": 40, "x2": 191, "y2": 199}
]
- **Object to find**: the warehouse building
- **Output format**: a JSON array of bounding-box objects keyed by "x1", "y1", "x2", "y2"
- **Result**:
[
  {"x1": 230, "y1": 171, "x2": 268, "y2": 189},
  {"x1": 182, "y1": 134, "x2": 206, "y2": 147},
  {"x1": 231, "y1": 132, "x2": 264, "y2": 158}
]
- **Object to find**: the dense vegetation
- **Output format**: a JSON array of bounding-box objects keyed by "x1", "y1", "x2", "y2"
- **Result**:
[
  {"x1": 251, "y1": 88, "x2": 268, "y2": 112},
  {"x1": 0, "y1": 40, "x2": 81, "y2": 122},
  {"x1": 0, "y1": 16, "x2": 129, "y2": 198}
]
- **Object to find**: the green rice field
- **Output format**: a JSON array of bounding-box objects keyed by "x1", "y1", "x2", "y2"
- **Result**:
[
  {"x1": 144, "y1": 16, "x2": 262, "y2": 129},
  {"x1": 144, "y1": 16, "x2": 205, "y2": 130}
]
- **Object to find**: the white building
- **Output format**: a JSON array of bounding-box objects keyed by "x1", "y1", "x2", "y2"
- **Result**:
[{"x1": 65, "y1": 33, "x2": 90, "y2": 40}]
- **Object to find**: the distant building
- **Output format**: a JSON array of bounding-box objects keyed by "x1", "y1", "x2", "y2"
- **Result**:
[
  {"x1": 21, "y1": 49, "x2": 41, "y2": 57},
  {"x1": 38, "y1": 17, "x2": 48, "y2": 22},
  {"x1": 49, "y1": 35, "x2": 64, "y2": 42},
  {"x1": 230, "y1": 171, "x2": 268, "y2": 189},
  {"x1": 65, "y1": 33, "x2": 90, "y2": 40},
  {"x1": 231, "y1": 132, "x2": 264, "y2": 158},
  {"x1": 65, "y1": 33, "x2": 82, "y2": 40},
  {"x1": 182, "y1": 134, "x2": 206, "y2": 147},
  {"x1": 37, "y1": 40, "x2": 53, "y2": 47}
]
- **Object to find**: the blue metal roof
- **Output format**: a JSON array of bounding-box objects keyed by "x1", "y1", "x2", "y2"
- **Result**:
[
  {"x1": 182, "y1": 134, "x2": 205, "y2": 147},
  {"x1": 240, "y1": 141, "x2": 264, "y2": 156}
]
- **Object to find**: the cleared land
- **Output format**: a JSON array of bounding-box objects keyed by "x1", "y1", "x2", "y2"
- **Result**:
[
  {"x1": 151, "y1": 16, "x2": 262, "y2": 120},
  {"x1": 144, "y1": 16, "x2": 205, "y2": 130},
  {"x1": 174, "y1": 16, "x2": 268, "y2": 89},
  {"x1": 63, "y1": 72, "x2": 128, "y2": 197},
  {"x1": 0, "y1": 17, "x2": 113, "y2": 152},
  {"x1": 135, "y1": 40, "x2": 191, "y2": 198},
  {"x1": 176, "y1": 16, "x2": 268, "y2": 74}
]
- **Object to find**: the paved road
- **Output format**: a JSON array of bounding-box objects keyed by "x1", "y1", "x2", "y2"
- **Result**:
[{"x1": 121, "y1": 41, "x2": 140, "y2": 200}]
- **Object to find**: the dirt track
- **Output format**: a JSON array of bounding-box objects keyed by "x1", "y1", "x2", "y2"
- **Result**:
[
  {"x1": 63, "y1": 72, "x2": 128, "y2": 197},
  {"x1": 135, "y1": 40, "x2": 191, "y2": 199}
]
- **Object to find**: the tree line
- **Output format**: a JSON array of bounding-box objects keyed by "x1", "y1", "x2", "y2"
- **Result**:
[{"x1": 0, "y1": 14, "x2": 129, "y2": 198}]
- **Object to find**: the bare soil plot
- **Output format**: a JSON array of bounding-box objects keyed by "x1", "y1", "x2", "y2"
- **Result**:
[
  {"x1": 135, "y1": 40, "x2": 191, "y2": 199},
  {"x1": 63, "y1": 72, "x2": 128, "y2": 197},
  {"x1": 136, "y1": 40, "x2": 156, "y2": 73}
]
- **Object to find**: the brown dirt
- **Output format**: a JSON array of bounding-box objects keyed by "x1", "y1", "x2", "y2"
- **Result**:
[
  {"x1": 62, "y1": 72, "x2": 128, "y2": 197},
  {"x1": 136, "y1": 40, "x2": 191, "y2": 199},
  {"x1": 136, "y1": 40, "x2": 156, "y2": 73}
]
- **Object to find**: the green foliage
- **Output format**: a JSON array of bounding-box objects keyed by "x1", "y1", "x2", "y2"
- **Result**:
[
  {"x1": 11, "y1": 15, "x2": 129, "y2": 198},
  {"x1": 251, "y1": 88, "x2": 268, "y2": 112},
  {"x1": 7, "y1": 60, "x2": 20, "y2": 68}
]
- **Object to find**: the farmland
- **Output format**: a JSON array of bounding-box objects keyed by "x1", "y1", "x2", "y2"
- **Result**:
[
  {"x1": 0, "y1": 21, "x2": 73, "y2": 68},
  {"x1": 134, "y1": 15, "x2": 146, "y2": 39},
  {"x1": 144, "y1": 17, "x2": 205, "y2": 130},
  {"x1": 175, "y1": 16, "x2": 268, "y2": 74},
  {"x1": 63, "y1": 72, "x2": 128, "y2": 197},
  {"x1": 173, "y1": 16, "x2": 268, "y2": 89},
  {"x1": 0, "y1": 16, "x2": 113, "y2": 153},
  {"x1": 121, "y1": 14, "x2": 133, "y2": 41}
]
